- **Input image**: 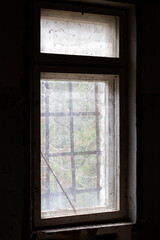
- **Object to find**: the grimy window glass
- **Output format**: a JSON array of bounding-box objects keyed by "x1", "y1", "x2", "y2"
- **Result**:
[
  {"x1": 41, "y1": 9, "x2": 119, "y2": 57},
  {"x1": 40, "y1": 73, "x2": 119, "y2": 219}
]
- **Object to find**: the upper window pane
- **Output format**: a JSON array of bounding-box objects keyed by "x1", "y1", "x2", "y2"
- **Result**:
[{"x1": 41, "y1": 9, "x2": 119, "y2": 57}]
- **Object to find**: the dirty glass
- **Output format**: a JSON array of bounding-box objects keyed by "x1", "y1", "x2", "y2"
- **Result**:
[
  {"x1": 41, "y1": 9, "x2": 119, "y2": 57},
  {"x1": 40, "y1": 73, "x2": 119, "y2": 218}
]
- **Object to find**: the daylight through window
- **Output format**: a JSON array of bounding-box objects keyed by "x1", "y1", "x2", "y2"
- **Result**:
[
  {"x1": 40, "y1": 73, "x2": 119, "y2": 219},
  {"x1": 41, "y1": 9, "x2": 119, "y2": 57}
]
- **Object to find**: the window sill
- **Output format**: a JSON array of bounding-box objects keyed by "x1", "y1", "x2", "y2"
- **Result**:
[
  {"x1": 34, "y1": 221, "x2": 134, "y2": 233},
  {"x1": 33, "y1": 221, "x2": 134, "y2": 240}
]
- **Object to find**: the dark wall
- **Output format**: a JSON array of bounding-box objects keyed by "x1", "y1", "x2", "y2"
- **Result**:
[
  {"x1": 134, "y1": 3, "x2": 160, "y2": 239},
  {"x1": 0, "y1": 0, "x2": 28, "y2": 239},
  {"x1": 0, "y1": 1, "x2": 160, "y2": 239}
]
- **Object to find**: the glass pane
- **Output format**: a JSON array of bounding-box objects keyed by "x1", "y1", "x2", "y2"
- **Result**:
[
  {"x1": 76, "y1": 192, "x2": 98, "y2": 209},
  {"x1": 72, "y1": 81, "x2": 95, "y2": 112},
  {"x1": 49, "y1": 116, "x2": 71, "y2": 153},
  {"x1": 40, "y1": 73, "x2": 119, "y2": 218},
  {"x1": 75, "y1": 154, "x2": 97, "y2": 190},
  {"x1": 41, "y1": 9, "x2": 119, "y2": 57},
  {"x1": 49, "y1": 81, "x2": 69, "y2": 113},
  {"x1": 74, "y1": 116, "x2": 96, "y2": 152}
]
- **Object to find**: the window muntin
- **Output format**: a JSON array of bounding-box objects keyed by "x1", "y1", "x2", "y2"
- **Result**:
[
  {"x1": 41, "y1": 9, "x2": 119, "y2": 57},
  {"x1": 40, "y1": 73, "x2": 119, "y2": 219}
]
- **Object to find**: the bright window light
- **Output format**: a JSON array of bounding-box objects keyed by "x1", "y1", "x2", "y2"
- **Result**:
[
  {"x1": 41, "y1": 9, "x2": 119, "y2": 57},
  {"x1": 40, "y1": 73, "x2": 119, "y2": 219}
]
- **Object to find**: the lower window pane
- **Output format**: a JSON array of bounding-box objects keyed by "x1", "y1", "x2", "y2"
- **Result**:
[{"x1": 40, "y1": 73, "x2": 119, "y2": 218}]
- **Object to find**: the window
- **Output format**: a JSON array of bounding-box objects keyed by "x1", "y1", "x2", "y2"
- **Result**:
[
  {"x1": 40, "y1": 8, "x2": 119, "y2": 57},
  {"x1": 32, "y1": 0, "x2": 136, "y2": 231},
  {"x1": 40, "y1": 73, "x2": 119, "y2": 219}
]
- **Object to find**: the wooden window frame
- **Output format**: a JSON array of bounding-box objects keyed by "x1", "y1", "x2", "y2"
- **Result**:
[{"x1": 30, "y1": 0, "x2": 136, "y2": 233}]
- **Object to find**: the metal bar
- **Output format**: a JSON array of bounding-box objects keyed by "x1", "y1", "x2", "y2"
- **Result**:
[
  {"x1": 95, "y1": 83, "x2": 100, "y2": 205},
  {"x1": 69, "y1": 82, "x2": 76, "y2": 205},
  {"x1": 47, "y1": 150, "x2": 101, "y2": 158},
  {"x1": 42, "y1": 81, "x2": 102, "y2": 210},
  {"x1": 42, "y1": 187, "x2": 100, "y2": 198},
  {"x1": 41, "y1": 152, "x2": 76, "y2": 212},
  {"x1": 44, "y1": 81, "x2": 50, "y2": 209},
  {"x1": 41, "y1": 112, "x2": 100, "y2": 117}
]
